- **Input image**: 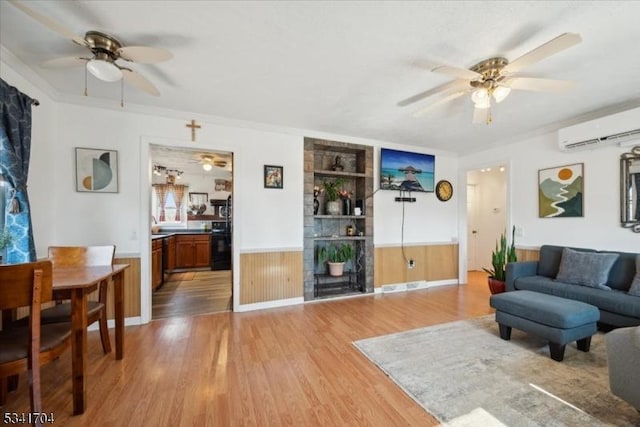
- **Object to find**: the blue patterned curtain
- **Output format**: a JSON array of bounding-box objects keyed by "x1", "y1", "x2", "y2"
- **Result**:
[{"x1": 0, "y1": 79, "x2": 36, "y2": 263}]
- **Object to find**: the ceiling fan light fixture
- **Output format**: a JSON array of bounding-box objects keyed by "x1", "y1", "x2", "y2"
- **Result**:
[
  {"x1": 86, "y1": 59, "x2": 122, "y2": 82},
  {"x1": 202, "y1": 163, "x2": 213, "y2": 171},
  {"x1": 492, "y1": 86, "x2": 511, "y2": 103},
  {"x1": 471, "y1": 88, "x2": 490, "y2": 107}
]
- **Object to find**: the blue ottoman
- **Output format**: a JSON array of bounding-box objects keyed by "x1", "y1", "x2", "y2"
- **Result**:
[{"x1": 490, "y1": 290, "x2": 600, "y2": 361}]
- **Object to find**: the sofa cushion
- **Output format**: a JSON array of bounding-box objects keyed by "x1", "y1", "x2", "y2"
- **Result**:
[
  {"x1": 514, "y1": 276, "x2": 640, "y2": 319},
  {"x1": 538, "y1": 245, "x2": 567, "y2": 278},
  {"x1": 556, "y1": 248, "x2": 618, "y2": 290},
  {"x1": 607, "y1": 251, "x2": 638, "y2": 291},
  {"x1": 628, "y1": 256, "x2": 640, "y2": 297}
]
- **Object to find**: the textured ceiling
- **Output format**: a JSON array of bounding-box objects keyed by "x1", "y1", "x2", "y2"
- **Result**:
[{"x1": 2, "y1": 1, "x2": 640, "y2": 155}]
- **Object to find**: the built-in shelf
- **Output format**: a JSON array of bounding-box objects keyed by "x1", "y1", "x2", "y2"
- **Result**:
[
  {"x1": 304, "y1": 137, "x2": 373, "y2": 301},
  {"x1": 314, "y1": 169, "x2": 367, "y2": 178}
]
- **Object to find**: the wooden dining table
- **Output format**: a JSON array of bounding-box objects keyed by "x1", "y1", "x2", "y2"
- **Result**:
[{"x1": 52, "y1": 263, "x2": 129, "y2": 415}]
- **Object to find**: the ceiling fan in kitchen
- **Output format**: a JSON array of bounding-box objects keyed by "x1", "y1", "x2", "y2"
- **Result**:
[
  {"x1": 200, "y1": 155, "x2": 228, "y2": 171},
  {"x1": 9, "y1": 0, "x2": 173, "y2": 103},
  {"x1": 398, "y1": 33, "x2": 582, "y2": 124}
]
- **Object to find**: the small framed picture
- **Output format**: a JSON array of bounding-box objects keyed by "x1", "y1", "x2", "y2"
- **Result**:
[
  {"x1": 75, "y1": 147, "x2": 118, "y2": 193},
  {"x1": 264, "y1": 165, "x2": 283, "y2": 189}
]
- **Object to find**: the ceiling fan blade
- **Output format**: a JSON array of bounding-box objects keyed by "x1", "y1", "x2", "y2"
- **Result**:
[
  {"x1": 398, "y1": 80, "x2": 468, "y2": 107},
  {"x1": 502, "y1": 77, "x2": 576, "y2": 92},
  {"x1": 42, "y1": 56, "x2": 88, "y2": 68},
  {"x1": 432, "y1": 65, "x2": 481, "y2": 81},
  {"x1": 122, "y1": 69, "x2": 160, "y2": 96},
  {"x1": 8, "y1": 0, "x2": 88, "y2": 47},
  {"x1": 117, "y1": 46, "x2": 173, "y2": 63},
  {"x1": 472, "y1": 106, "x2": 490, "y2": 125},
  {"x1": 502, "y1": 33, "x2": 582, "y2": 74},
  {"x1": 412, "y1": 90, "x2": 468, "y2": 118}
]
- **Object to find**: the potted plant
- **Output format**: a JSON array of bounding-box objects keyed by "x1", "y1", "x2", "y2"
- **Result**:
[
  {"x1": 0, "y1": 229, "x2": 13, "y2": 264},
  {"x1": 318, "y1": 242, "x2": 355, "y2": 276},
  {"x1": 322, "y1": 178, "x2": 344, "y2": 215},
  {"x1": 482, "y1": 226, "x2": 517, "y2": 294}
]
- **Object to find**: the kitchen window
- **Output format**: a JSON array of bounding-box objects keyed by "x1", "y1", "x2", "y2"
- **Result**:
[{"x1": 152, "y1": 184, "x2": 188, "y2": 226}]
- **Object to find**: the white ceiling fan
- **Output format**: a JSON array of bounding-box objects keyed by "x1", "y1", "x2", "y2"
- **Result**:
[
  {"x1": 9, "y1": 0, "x2": 172, "y2": 99},
  {"x1": 398, "y1": 33, "x2": 582, "y2": 124}
]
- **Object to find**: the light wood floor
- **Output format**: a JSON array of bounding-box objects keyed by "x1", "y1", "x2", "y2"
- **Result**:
[
  {"x1": 3, "y1": 272, "x2": 492, "y2": 426},
  {"x1": 152, "y1": 270, "x2": 233, "y2": 320}
]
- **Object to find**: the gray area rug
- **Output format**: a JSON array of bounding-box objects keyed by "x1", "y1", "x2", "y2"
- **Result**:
[{"x1": 354, "y1": 316, "x2": 639, "y2": 426}]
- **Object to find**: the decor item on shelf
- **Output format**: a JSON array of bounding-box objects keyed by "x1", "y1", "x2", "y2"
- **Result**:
[
  {"x1": 346, "y1": 225, "x2": 355, "y2": 236},
  {"x1": 332, "y1": 155, "x2": 344, "y2": 171},
  {"x1": 322, "y1": 178, "x2": 345, "y2": 216},
  {"x1": 483, "y1": 226, "x2": 517, "y2": 294},
  {"x1": 538, "y1": 163, "x2": 583, "y2": 218},
  {"x1": 313, "y1": 186, "x2": 323, "y2": 215},
  {"x1": 318, "y1": 242, "x2": 355, "y2": 277},
  {"x1": 339, "y1": 189, "x2": 352, "y2": 215}
]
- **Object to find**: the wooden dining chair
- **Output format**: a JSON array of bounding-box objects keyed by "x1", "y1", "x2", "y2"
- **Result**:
[
  {"x1": 0, "y1": 260, "x2": 72, "y2": 423},
  {"x1": 42, "y1": 245, "x2": 116, "y2": 354}
]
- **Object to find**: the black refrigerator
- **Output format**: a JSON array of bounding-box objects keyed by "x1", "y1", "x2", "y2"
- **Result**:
[{"x1": 210, "y1": 196, "x2": 232, "y2": 270}]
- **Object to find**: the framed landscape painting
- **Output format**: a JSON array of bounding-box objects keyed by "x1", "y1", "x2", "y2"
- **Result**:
[
  {"x1": 75, "y1": 147, "x2": 118, "y2": 193},
  {"x1": 538, "y1": 163, "x2": 583, "y2": 217}
]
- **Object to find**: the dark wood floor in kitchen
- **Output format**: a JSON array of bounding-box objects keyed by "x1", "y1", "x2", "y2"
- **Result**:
[{"x1": 152, "y1": 270, "x2": 232, "y2": 319}]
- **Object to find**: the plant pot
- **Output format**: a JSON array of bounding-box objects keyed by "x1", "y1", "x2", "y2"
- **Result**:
[
  {"x1": 488, "y1": 277, "x2": 506, "y2": 295},
  {"x1": 326, "y1": 200, "x2": 341, "y2": 216},
  {"x1": 328, "y1": 261, "x2": 345, "y2": 277}
]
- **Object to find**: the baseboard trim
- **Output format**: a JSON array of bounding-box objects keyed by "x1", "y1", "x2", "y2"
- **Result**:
[
  {"x1": 379, "y1": 279, "x2": 459, "y2": 294},
  {"x1": 235, "y1": 297, "x2": 305, "y2": 312},
  {"x1": 87, "y1": 316, "x2": 144, "y2": 330}
]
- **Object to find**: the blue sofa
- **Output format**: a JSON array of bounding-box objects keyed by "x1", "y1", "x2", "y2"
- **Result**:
[{"x1": 506, "y1": 245, "x2": 640, "y2": 327}]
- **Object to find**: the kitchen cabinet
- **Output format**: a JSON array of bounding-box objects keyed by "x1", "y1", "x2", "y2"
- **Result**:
[
  {"x1": 151, "y1": 238, "x2": 164, "y2": 290},
  {"x1": 175, "y1": 234, "x2": 211, "y2": 268},
  {"x1": 164, "y1": 235, "x2": 176, "y2": 271}
]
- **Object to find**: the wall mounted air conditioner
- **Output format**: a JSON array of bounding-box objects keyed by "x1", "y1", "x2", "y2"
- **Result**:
[{"x1": 558, "y1": 107, "x2": 640, "y2": 152}]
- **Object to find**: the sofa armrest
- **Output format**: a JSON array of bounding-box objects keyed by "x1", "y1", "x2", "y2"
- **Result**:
[
  {"x1": 605, "y1": 326, "x2": 640, "y2": 409},
  {"x1": 506, "y1": 261, "x2": 539, "y2": 291}
]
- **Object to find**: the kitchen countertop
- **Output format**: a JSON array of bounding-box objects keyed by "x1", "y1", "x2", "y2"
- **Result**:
[{"x1": 152, "y1": 229, "x2": 212, "y2": 240}]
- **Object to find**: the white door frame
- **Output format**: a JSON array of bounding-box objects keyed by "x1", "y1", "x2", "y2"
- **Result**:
[
  {"x1": 138, "y1": 136, "x2": 239, "y2": 324},
  {"x1": 457, "y1": 158, "x2": 513, "y2": 286}
]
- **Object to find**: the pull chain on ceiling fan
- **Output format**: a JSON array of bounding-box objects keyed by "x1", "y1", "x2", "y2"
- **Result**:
[{"x1": 400, "y1": 33, "x2": 582, "y2": 124}]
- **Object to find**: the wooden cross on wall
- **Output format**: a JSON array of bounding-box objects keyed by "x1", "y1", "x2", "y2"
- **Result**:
[{"x1": 186, "y1": 119, "x2": 201, "y2": 142}]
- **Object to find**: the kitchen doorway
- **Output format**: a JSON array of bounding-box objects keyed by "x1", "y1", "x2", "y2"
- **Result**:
[{"x1": 149, "y1": 144, "x2": 234, "y2": 319}]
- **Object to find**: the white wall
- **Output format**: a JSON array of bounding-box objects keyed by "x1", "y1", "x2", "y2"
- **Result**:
[
  {"x1": 460, "y1": 132, "x2": 639, "y2": 253},
  {"x1": 373, "y1": 144, "x2": 459, "y2": 246}
]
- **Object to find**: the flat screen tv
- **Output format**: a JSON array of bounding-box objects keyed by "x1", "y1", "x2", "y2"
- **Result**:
[{"x1": 380, "y1": 148, "x2": 435, "y2": 192}]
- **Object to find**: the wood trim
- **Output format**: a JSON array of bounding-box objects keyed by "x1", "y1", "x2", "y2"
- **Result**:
[
  {"x1": 515, "y1": 248, "x2": 540, "y2": 262},
  {"x1": 374, "y1": 244, "x2": 458, "y2": 287},
  {"x1": 240, "y1": 251, "x2": 303, "y2": 304}
]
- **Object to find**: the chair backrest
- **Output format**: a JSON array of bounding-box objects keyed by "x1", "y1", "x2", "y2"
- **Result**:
[
  {"x1": 47, "y1": 245, "x2": 115, "y2": 267},
  {"x1": 0, "y1": 260, "x2": 53, "y2": 310}
]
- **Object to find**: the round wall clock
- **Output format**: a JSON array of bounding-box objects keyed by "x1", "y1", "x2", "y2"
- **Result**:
[{"x1": 435, "y1": 180, "x2": 453, "y2": 202}]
